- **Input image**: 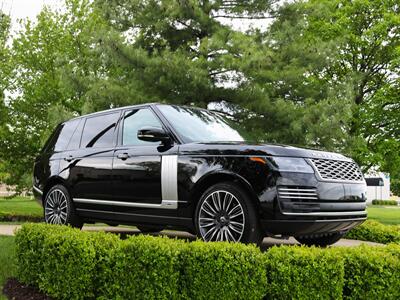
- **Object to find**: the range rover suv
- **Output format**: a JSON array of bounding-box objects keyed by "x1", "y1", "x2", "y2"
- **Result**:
[{"x1": 33, "y1": 103, "x2": 367, "y2": 246}]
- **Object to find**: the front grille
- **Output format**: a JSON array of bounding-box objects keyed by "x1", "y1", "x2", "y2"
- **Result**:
[{"x1": 309, "y1": 158, "x2": 364, "y2": 182}]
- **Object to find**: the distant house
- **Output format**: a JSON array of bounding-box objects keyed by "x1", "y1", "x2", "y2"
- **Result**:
[
  {"x1": 0, "y1": 183, "x2": 14, "y2": 197},
  {"x1": 364, "y1": 172, "x2": 391, "y2": 203}
]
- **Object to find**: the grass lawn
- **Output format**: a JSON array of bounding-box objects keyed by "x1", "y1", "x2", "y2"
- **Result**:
[
  {"x1": 0, "y1": 236, "x2": 16, "y2": 300},
  {"x1": 367, "y1": 205, "x2": 400, "y2": 225},
  {"x1": 0, "y1": 197, "x2": 42, "y2": 218}
]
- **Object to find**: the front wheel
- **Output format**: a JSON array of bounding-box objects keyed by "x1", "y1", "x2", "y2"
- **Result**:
[
  {"x1": 295, "y1": 232, "x2": 345, "y2": 247},
  {"x1": 194, "y1": 182, "x2": 263, "y2": 244},
  {"x1": 44, "y1": 184, "x2": 83, "y2": 229}
]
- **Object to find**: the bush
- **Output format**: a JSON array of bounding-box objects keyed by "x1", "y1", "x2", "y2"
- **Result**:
[
  {"x1": 14, "y1": 224, "x2": 400, "y2": 300},
  {"x1": 180, "y1": 241, "x2": 266, "y2": 300},
  {"x1": 100, "y1": 235, "x2": 185, "y2": 299},
  {"x1": 264, "y1": 246, "x2": 344, "y2": 299},
  {"x1": 372, "y1": 199, "x2": 398, "y2": 206},
  {"x1": 333, "y1": 245, "x2": 400, "y2": 299},
  {"x1": 345, "y1": 220, "x2": 400, "y2": 244},
  {"x1": 15, "y1": 224, "x2": 119, "y2": 300}
]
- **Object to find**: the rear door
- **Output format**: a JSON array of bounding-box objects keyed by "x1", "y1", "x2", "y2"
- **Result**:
[{"x1": 58, "y1": 111, "x2": 121, "y2": 201}]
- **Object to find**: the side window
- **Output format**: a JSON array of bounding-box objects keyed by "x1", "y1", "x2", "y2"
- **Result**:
[
  {"x1": 53, "y1": 119, "x2": 80, "y2": 152},
  {"x1": 66, "y1": 119, "x2": 84, "y2": 150},
  {"x1": 81, "y1": 112, "x2": 120, "y2": 148},
  {"x1": 122, "y1": 108, "x2": 163, "y2": 146}
]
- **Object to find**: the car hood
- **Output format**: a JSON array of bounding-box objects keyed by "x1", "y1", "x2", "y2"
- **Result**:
[{"x1": 178, "y1": 142, "x2": 352, "y2": 161}]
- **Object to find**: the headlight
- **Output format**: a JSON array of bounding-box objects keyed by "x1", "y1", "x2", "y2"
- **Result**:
[{"x1": 269, "y1": 157, "x2": 314, "y2": 173}]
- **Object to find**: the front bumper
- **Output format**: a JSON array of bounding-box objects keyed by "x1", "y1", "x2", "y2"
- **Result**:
[
  {"x1": 32, "y1": 185, "x2": 43, "y2": 205},
  {"x1": 259, "y1": 172, "x2": 367, "y2": 236}
]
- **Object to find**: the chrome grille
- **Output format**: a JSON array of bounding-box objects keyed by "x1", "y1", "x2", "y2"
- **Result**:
[
  {"x1": 278, "y1": 187, "x2": 318, "y2": 201},
  {"x1": 309, "y1": 158, "x2": 363, "y2": 182}
]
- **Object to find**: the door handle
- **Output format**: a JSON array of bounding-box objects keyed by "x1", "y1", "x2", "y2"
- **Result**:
[
  {"x1": 117, "y1": 153, "x2": 129, "y2": 160},
  {"x1": 64, "y1": 155, "x2": 74, "y2": 162}
]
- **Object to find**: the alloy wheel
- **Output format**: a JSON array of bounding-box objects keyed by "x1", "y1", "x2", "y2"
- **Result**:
[
  {"x1": 198, "y1": 190, "x2": 245, "y2": 242},
  {"x1": 45, "y1": 189, "x2": 68, "y2": 225}
]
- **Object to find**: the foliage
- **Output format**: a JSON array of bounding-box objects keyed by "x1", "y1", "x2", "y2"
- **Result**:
[
  {"x1": 372, "y1": 199, "x2": 398, "y2": 206},
  {"x1": 15, "y1": 223, "x2": 119, "y2": 300},
  {"x1": 180, "y1": 240, "x2": 266, "y2": 300},
  {"x1": 15, "y1": 223, "x2": 400, "y2": 299},
  {"x1": 346, "y1": 220, "x2": 400, "y2": 244},
  {"x1": 334, "y1": 245, "x2": 400, "y2": 299},
  {"x1": 100, "y1": 235, "x2": 185, "y2": 300},
  {"x1": 264, "y1": 246, "x2": 344, "y2": 299}
]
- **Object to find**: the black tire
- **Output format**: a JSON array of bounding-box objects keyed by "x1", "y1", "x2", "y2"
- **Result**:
[
  {"x1": 194, "y1": 182, "x2": 263, "y2": 245},
  {"x1": 295, "y1": 232, "x2": 345, "y2": 247},
  {"x1": 137, "y1": 225, "x2": 164, "y2": 233},
  {"x1": 43, "y1": 184, "x2": 83, "y2": 229}
]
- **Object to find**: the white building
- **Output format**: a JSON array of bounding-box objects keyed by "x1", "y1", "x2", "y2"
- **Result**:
[{"x1": 364, "y1": 172, "x2": 391, "y2": 203}]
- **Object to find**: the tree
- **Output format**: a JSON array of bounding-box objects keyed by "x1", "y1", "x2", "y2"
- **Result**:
[{"x1": 0, "y1": 0, "x2": 99, "y2": 191}]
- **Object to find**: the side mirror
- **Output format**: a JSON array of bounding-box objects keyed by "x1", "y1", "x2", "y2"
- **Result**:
[{"x1": 137, "y1": 127, "x2": 171, "y2": 143}]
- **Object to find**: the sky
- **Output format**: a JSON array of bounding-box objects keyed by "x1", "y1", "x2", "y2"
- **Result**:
[
  {"x1": 1, "y1": 0, "x2": 271, "y2": 34},
  {"x1": 1, "y1": 0, "x2": 63, "y2": 32}
]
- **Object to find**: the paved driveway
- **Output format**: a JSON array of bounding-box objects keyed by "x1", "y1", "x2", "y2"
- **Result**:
[{"x1": 0, "y1": 224, "x2": 382, "y2": 248}]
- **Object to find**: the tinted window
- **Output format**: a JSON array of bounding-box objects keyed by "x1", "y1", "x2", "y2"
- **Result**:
[
  {"x1": 41, "y1": 125, "x2": 62, "y2": 154},
  {"x1": 53, "y1": 119, "x2": 80, "y2": 152},
  {"x1": 157, "y1": 105, "x2": 246, "y2": 143},
  {"x1": 81, "y1": 112, "x2": 120, "y2": 148},
  {"x1": 66, "y1": 118, "x2": 84, "y2": 150},
  {"x1": 122, "y1": 108, "x2": 163, "y2": 146}
]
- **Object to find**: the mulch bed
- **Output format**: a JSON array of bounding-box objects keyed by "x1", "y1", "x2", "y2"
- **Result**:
[{"x1": 3, "y1": 278, "x2": 53, "y2": 300}]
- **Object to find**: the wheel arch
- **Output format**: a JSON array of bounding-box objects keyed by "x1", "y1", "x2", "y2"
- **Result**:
[
  {"x1": 42, "y1": 176, "x2": 70, "y2": 204},
  {"x1": 190, "y1": 171, "x2": 261, "y2": 212}
]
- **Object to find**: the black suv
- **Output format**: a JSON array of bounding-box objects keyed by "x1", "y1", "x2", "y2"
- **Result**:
[{"x1": 33, "y1": 103, "x2": 367, "y2": 246}]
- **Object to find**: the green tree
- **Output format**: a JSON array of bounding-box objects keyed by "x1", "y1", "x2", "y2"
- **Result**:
[{"x1": 0, "y1": 0, "x2": 98, "y2": 191}]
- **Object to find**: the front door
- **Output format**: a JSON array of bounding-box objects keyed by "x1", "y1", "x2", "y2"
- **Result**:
[{"x1": 112, "y1": 107, "x2": 177, "y2": 205}]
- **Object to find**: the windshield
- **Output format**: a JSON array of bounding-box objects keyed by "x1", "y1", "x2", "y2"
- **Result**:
[{"x1": 157, "y1": 105, "x2": 249, "y2": 143}]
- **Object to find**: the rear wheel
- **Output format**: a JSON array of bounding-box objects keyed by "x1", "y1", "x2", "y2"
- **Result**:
[
  {"x1": 44, "y1": 184, "x2": 83, "y2": 229},
  {"x1": 137, "y1": 225, "x2": 164, "y2": 233},
  {"x1": 195, "y1": 182, "x2": 263, "y2": 244},
  {"x1": 295, "y1": 232, "x2": 345, "y2": 247}
]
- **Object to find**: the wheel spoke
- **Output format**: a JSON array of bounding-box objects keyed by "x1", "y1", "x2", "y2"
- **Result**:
[{"x1": 199, "y1": 190, "x2": 245, "y2": 243}]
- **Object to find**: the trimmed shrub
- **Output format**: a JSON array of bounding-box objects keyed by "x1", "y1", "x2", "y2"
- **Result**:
[
  {"x1": 264, "y1": 246, "x2": 344, "y2": 299},
  {"x1": 334, "y1": 245, "x2": 400, "y2": 299},
  {"x1": 15, "y1": 223, "x2": 119, "y2": 300},
  {"x1": 14, "y1": 223, "x2": 400, "y2": 300},
  {"x1": 0, "y1": 211, "x2": 42, "y2": 222},
  {"x1": 180, "y1": 241, "x2": 266, "y2": 300},
  {"x1": 345, "y1": 220, "x2": 400, "y2": 244},
  {"x1": 100, "y1": 235, "x2": 185, "y2": 300},
  {"x1": 372, "y1": 199, "x2": 398, "y2": 206}
]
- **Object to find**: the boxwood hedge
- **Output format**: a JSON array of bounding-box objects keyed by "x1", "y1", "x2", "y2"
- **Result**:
[
  {"x1": 345, "y1": 220, "x2": 400, "y2": 244},
  {"x1": 15, "y1": 224, "x2": 400, "y2": 300}
]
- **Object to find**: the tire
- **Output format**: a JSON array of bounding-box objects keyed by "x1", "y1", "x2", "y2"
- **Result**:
[
  {"x1": 194, "y1": 182, "x2": 263, "y2": 244},
  {"x1": 137, "y1": 225, "x2": 164, "y2": 233},
  {"x1": 295, "y1": 232, "x2": 345, "y2": 247},
  {"x1": 43, "y1": 184, "x2": 83, "y2": 229}
]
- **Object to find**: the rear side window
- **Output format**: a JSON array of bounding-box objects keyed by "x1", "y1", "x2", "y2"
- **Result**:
[
  {"x1": 53, "y1": 119, "x2": 80, "y2": 152},
  {"x1": 66, "y1": 119, "x2": 84, "y2": 150},
  {"x1": 81, "y1": 112, "x2": 120, "y2": 148}
]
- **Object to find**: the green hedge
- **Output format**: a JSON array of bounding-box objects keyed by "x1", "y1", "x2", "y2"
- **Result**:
[
  {"x1": 264, "y1": 246, "x2": 344, "y2": 299},
  {"x1": 345, "y1": 220, "x2": 400, "y2": 244},
  {"x1": 0, "y1": 211, "x2": 43, "y2": 222},
  {"x1": 334, "y1": 245, "x2": 400, "y2": 299},
  {"x1": 15, "y1": 224, "x2": 400, "y2": 300},
  {"x1": 372, "y1": 199, "x2": 398, "y2": 206}
]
